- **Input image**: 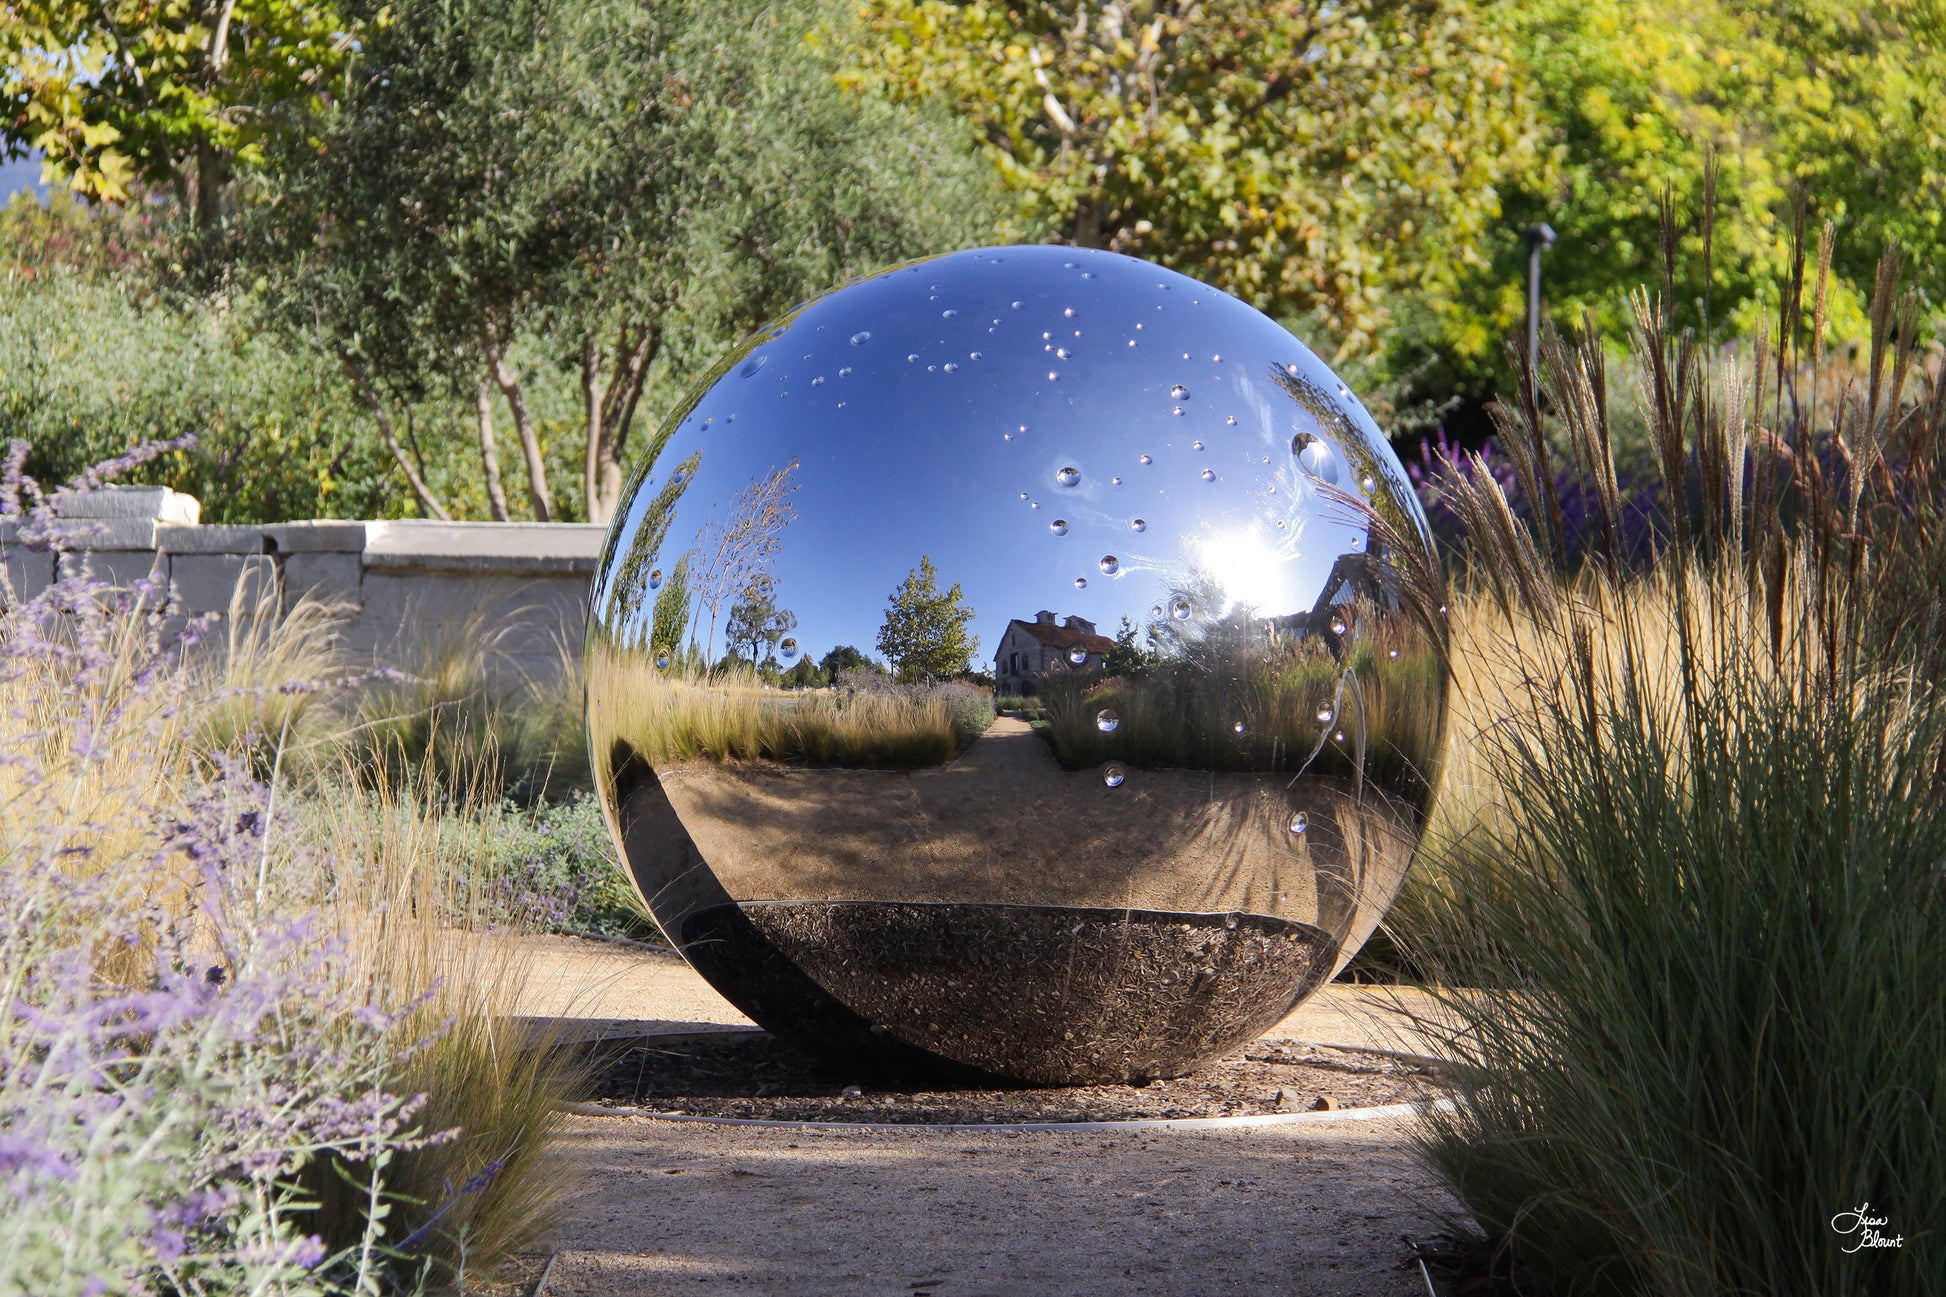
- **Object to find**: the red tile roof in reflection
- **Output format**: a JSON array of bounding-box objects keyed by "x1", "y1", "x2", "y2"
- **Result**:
[{"x1": 1005, "y1": 618, "x2": 1114, "y2": 654}]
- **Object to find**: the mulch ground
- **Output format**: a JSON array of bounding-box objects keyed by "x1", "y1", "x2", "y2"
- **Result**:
[{"x1": 581, "y1": 1029, "x2": 1439, "y2": 1124}]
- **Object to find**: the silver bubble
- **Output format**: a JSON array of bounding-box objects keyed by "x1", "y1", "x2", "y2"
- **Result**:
[{"x1": 589, "y1": 244, "x2": 1446, "y2": 1086}]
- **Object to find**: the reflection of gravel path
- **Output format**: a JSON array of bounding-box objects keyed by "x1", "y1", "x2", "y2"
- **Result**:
[
  {"x1": 655, "y1": 736, "x2": 1414, "y2": 946},
  {"x1": 543, "y1": 1114, "x2": 1454, "y2": 1297}
]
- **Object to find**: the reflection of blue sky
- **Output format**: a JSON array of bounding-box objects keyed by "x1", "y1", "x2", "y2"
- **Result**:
[{"x1": 605, "y1": 246, "x2": 1424, "y2": 668}]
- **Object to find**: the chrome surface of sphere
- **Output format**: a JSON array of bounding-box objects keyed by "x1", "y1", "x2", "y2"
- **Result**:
[{"x1": 587, "y1": 246, "x2": 1448, "y2": 1085}]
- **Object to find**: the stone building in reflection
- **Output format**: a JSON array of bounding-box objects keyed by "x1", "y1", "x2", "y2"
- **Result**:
[{"x1": 993, "y1": 611, "x2": 1115, "y2": 696}]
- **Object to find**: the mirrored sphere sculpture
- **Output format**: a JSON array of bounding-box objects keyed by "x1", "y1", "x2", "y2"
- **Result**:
[{"x1": 587, "y1": 246, "x2": 1448, "y2": 1085}]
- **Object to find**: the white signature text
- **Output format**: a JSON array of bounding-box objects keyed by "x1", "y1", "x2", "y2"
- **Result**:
[{"x1": 1830, "y1": 1203, "x2": 1904, "y2": 1253}]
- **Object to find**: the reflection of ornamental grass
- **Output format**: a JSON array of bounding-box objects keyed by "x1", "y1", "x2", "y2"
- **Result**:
[
  {"x1": 1036, "y1": 627, "x2": 1443, "y2": 796},
  {"x1": 588, "y1": 651, "x2": 992, "y2": 769}
]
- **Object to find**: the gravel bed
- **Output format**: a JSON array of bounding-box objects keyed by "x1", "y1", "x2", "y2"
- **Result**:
[{"x1": 583, "y1": 1030, "x2": 1438, "y2": 1124}]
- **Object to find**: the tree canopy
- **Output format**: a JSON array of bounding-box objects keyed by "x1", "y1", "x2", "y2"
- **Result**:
[
  {"x1": 244, "y1": 0, "x2": 1003, "y2": 523},
  {"x1": 877, "y1": 556, "x2": 980, "y2": 682},
  {"x1": 846, "y1": 0, "x2": 1552, "y2": 357},
  {"x1": 1474, "y1": 0, "x2": 1946, "y2": 353},
  {"x1": 724, "y1": 575, "x2": 798, "y2": 667},
  {"x1": 6, "y1": 0, "x2": 1943, "y2": 527},
  {"x1": 1, "y1": 0, "x2": 349, "y2": 221},
  {"x1": 847, "y1": 0, "x2": 1946, "y2": 387}
]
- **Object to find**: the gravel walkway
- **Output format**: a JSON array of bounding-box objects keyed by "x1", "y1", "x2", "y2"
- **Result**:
[
  {"x1": 511, "y1": 936, "x2": 1463, "y2": 1296},
  {"x1": 543, "y1": 1113, "x2": 1454, "y2": 1297}
]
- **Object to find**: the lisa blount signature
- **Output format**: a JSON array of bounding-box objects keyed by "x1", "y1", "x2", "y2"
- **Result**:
[{"x1": 1830, "y1": 1203, "x2": 1904, "y2": 1252}]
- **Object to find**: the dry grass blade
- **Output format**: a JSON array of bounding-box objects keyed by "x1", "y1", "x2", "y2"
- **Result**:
[{"x1": 1401, "y1": 218, "x2": 1946, "y2": 1295}]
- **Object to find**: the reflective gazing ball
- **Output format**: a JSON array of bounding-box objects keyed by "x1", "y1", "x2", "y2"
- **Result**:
[{"x1": 587, "y1": 246, "x2": 1448, "y2": 1085}]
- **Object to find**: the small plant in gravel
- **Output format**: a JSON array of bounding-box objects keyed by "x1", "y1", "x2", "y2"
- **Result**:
[{"x1": 0, "y1": 437, "x2": 578, "y2": 1294}]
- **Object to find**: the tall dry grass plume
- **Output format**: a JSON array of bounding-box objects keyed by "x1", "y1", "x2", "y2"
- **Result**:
[{"x1": 1407, "y1": 207, "x2": 1944, "y2": 1296}]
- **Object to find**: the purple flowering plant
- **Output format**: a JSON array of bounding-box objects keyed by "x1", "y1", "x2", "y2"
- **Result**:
[
  {"x1": 0, "y1": 437, "x2": 463, "y2": 1295},
  {"x1": 1405, "y1": 424, "x2": 1666, "y2": 572}
]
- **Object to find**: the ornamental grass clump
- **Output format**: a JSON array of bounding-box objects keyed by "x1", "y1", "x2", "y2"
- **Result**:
[
  {"x1": 1409, "y1": 223, "x2": 1945, "y2": 1295},
  {"x1": 0, "y1": 439, "x2": 577, "y2": 1295}
]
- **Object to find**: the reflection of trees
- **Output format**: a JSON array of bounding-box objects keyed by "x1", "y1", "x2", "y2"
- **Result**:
[
  {"x1": 648, "y1": 554, "x2": 691, "y2": 653},
  {"x1": 725, "y1": 574, "x2": 799, "y2": 666},
  {"x1": 606, "y1": 448, "x2": 702, "y2": 642},
  {"x1": 688, "y1": 458, "x2": 800, "y2": 663},
  {"x1": 1144, "y1": 570, "x2": 1237, "y2": 662},
  {"x1": 877, "y1": 555, "x2": 979, "y2": 683},
  {"x1": 1271, "y1": 362, "x2": 1426, "y2": 553}
]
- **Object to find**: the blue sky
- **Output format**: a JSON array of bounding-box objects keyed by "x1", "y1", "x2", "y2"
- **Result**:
[{"x1": 2, "y1": 150, "x2": 50, "y2": 202}]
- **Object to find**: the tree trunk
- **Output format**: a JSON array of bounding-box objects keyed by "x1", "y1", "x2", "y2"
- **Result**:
[
  {"x1": 339, "y1": 352, "x2": 453, "y2": 521},
  {"x1": 194, "y1": 141, "x2": 230, "y2": 231},
  {"x1": 476, "y1": 376, "x2": 510, "y2": 522},
  {"x1": 482, "y1": 312, "x2": 553, "y2": 521},
  {"x1": 582, "y1": 322, "x2": 662, "y2": 526},
  {"x1": 194, "y1": 0, "x2": 242, "y2": 231}
]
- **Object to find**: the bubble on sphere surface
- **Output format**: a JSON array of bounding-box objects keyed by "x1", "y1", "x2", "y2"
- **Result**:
[{"x1": 587, "y1": 245, "x2": 1448, "y2": 1086}]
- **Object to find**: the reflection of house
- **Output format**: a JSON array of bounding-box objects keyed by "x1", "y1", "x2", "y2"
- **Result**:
[
  {"x1": 994, "y1": 611, "x2": 1115, "y2": 697},
  {"x1": 1266, "y1": 547, "x2": 1394, "y2": 646}
]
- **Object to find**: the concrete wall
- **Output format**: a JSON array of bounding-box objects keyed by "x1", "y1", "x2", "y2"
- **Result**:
[{"x1": 2, "y1": 486, "x2": 605, "y2": 689}]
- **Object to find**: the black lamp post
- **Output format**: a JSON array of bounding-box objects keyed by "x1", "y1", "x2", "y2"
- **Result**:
[{"x1": 1525, "y1": 222, "x2": 1557, "y2": 375}]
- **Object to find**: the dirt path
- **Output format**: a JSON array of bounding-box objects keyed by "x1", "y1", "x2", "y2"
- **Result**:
[
  {"x1": 542, "y1": 1113, "x2": 1454, "y2": 1297},
  {"x1": 513, "y1": 937, "x2": 1462, "y2": 1296}
]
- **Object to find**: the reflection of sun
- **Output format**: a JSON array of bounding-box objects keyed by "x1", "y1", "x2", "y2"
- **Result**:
[{"x1": 1195, "y1": 525, "x2": 1294, "y2": 617}]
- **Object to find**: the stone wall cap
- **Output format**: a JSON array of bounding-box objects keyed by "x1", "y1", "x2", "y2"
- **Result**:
[
  {"x1": 158, "y1": 523, "x2": 267, "y2": 554},
  {"x1": 53, "y1": 485, "x2": 201, "y2": 526},
  {"x1": 362, "y1": 520, "x2": 608, "y2": 573},
  {"x1": 265, "y1": 521, "x2": 369, "y2": 552},
  {"x1": 46, "y1": 517, "x2": 158, "y2": 550}
]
